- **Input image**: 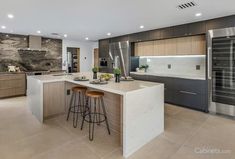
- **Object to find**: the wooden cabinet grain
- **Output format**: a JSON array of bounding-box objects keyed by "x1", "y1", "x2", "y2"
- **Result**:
[
  {"x1": 161, "y1": 27, "x2": 174, "y2": 39},
  {"x1": 43, "y1": 82, "x2": 66, "y2": 118},
  {"x1": 164, "y1": 38, "x2": 177, "y2": 55},
  {"x1": 153, "y1": 40, "x2": 165, "y2": 56},
  {"x1": 135, "y1": 41, "x2": 154, "y2": 56},
  {"x1": 206, "y1": 15, "x2": 235, "y2": 30},
  {"x1": 129, "y1": 31, "x2": 150, "y2": 42},
  {"x1": 173, "y1": 24, "x2": 189, "y2": 37},
  {"x1": 99, "y1": 39, "x2": 110, "y2": 57},
  {"x1": 176, "y1": 36, "x2": 192, "y2": 55},
  {"x1": 191, "y1": 35, "x2": 206, "y2": 55},
  {"x1": 149, "y1": 29, "x2": 162, "y2": 40},
  {"x1": 134, "y1": 35, "x2": 206, "y2": 56},
  {"x1": 0, "y1": 73, "x2": 26, "y2": 98},
  {"x1": 188, "y1": 21, "x2": 206, "y2": 35}
]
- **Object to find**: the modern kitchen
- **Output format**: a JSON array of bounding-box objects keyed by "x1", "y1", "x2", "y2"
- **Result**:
[{"x1": 0, "y1": 1, "x2": 235, "y2": 159}]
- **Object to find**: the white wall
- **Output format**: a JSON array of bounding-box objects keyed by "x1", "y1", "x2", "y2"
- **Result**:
[{"x1": 62, "y1": 40, "x2": 98, "y2": 72}]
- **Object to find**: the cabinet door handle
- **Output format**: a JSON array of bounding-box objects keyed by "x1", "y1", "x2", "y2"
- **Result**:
[{"x1": 179, "y1": 91, "x2": 197, "y2": 95}]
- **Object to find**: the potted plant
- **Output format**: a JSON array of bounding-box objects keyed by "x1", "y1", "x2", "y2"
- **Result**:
[
  {"x1": 113, "y1": 68, "x2": 121, "y2": 83},
  {"x1": 92, "y1": 67, "x2": 99, "y2": 79},
  {"x1": 140, "y1": 64, "x2": 149, "y2": 72}
]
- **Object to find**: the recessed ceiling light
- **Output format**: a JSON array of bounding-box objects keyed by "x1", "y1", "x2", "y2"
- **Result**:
[
  {"x1": 64, "y1": 34, "x2": 68, "y2": 38},
  {"x1": 195, "y1": 13, "x2": 202, "y2": 17},
  {"x1": 85, "y1": 37, "x2": 89, "y2": 40},
  {"x1": 1, "y1": 26, "x2": 6, "y2": 29},
  {"x1": 37, "y1": 30, "x2": 41, "y2": 34},
  {"x1": 107, "y1": 33, "x2": 111, "y2": 36},
  {"x1": 140, "y1": 25, "x2": 144, "y2": 29},
  {"x1": 7, "y1": 14, "x2": 14, "y2": 19}
]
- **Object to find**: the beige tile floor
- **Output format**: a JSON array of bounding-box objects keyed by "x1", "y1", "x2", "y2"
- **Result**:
[{"x1": 0, "y1": 97, "x2": 234, "y2": 159}]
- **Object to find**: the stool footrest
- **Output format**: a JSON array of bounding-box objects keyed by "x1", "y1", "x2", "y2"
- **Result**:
[
  {"x1": 69, "y1": 105, "x2": 86, "y2": 113},
  {"x1": 83, "y1": 113, "x2": 106, "y2": 124}
]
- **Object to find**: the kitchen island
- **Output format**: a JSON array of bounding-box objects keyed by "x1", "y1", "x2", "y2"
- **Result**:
[{"x1": 27, "y1": 72, "x2": 164, "y2": 158}]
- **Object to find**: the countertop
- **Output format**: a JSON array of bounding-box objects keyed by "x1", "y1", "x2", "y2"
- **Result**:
[
  {"x1": 28, "y1": 72, "x2": 163, "y2": 95},
  {"x1": 130, "y1": 72, "x2": 206, "y2": 80},
  {"x1": 0, "y1": 72, "x2": 26, "y2": 74}
]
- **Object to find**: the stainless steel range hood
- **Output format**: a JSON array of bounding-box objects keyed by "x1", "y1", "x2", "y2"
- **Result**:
[{"x1": 18, "y1": 35, "x2": 47, "y2": 51}]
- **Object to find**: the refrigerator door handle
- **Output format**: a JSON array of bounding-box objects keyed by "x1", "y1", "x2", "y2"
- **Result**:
[{"x1": 207, "y1": 47, "x2": 212, "y2": 80}]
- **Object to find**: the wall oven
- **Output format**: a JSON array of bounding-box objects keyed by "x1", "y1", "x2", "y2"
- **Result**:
[{"x1": 208, "y1": 27, "x2": 235, "y2": 117}]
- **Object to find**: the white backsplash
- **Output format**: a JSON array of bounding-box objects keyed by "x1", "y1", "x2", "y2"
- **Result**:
[{"x1": 139, "y1": 56, "x2": 206, "y2": 77}]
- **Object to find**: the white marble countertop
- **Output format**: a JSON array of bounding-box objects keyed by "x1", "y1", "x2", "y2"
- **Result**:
[
  {"x1": 130, "y1": 72, "x2": 206, "y2": 80},
  {"x1": 28, "y1": 72, "x2": 163, "y2": 95}
]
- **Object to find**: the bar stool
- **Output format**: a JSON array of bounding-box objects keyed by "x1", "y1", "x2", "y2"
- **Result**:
[
  {"x1": 81, "y1": 91, "x2": 111, "y2": 141},
  {"x1": 66, "y1": 86, "x2": 87, "y2": 128}
]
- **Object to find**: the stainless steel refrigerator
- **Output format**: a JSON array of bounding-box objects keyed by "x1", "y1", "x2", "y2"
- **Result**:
[
  {"x1": 109, "y1": 41, "x2": 130, "y2": 77},
  {"x1": 208, "y1": 27, "x2": 235, "y2": 117}
]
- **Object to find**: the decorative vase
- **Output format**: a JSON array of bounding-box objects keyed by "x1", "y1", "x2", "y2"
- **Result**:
[
  {"x1": 144, "y1": 68, "x2": 147, "y2": 72},
  {"x1": 93, "y1": 72, "x2": 97, "y2": 79},
  {"x1": 115, "y1": 74, "x2": 120, "y2": 83}
]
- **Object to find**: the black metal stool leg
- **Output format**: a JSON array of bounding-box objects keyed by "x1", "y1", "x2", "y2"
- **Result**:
[
  {"x1": 81, "y1": 96, "x2": 89, "y2": 130},
  {"x1": 97, "y1": 99, "x2": 101, "y2": 126},
  {"x1": 101, "y1": 97, "x2": 111, "y2": 135},
  {"x1": 67, "y1": 92, "x2": 74, "y2": 121},
  {"x1": 88, "y1": 98, "x2": 94, "y2": 140},
  {"x1": 89, "y1": 98, "x2": 97, "y2": 141},
  {"x1": 73, "y1": 93, "x2": 78, "y2": 128},
  {"x1": 74, "y1": 92, "x2": 83, "y2": 128}
]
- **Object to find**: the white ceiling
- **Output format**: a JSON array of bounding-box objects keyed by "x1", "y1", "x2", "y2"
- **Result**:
[{"x1": 0, "y1": 0, "x2": 234, "y2": 41}]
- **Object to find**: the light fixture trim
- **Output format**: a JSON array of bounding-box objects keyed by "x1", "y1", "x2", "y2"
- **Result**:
[
  {"x1": 107, "y1": 32, "x2": 111, "y2": 36},
  {"x1": 140, "y1": 25, "x2": 144, "y2": 29},
  {"x1": 37, "y1": 30, "x2": 41, "y2": 34},
  {"x1": 85, "y1": 37, "x2": 89, "y2": 40},
  {"x1": 64, "y1": 34, "x2": 68, "y2": 38}
]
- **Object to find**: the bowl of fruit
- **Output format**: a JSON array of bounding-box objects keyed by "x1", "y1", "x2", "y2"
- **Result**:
[{"x1": 99, "y1": 73, "x2": 113, "y2": 81}]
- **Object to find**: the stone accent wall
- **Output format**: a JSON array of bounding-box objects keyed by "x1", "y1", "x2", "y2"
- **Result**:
[{"x1": 0, "y1": 33, "x2": 62, "y2": 72}]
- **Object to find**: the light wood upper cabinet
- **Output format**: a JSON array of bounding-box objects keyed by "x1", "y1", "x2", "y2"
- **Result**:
[
  {"x1": 191, "y1": 35, "x2": 206, "y2": 55},
  {"x1": 154, "y1": 40, "x2": 165, "y2": 56},
  {"x1": 176, "y1": 36, "x2": 192, "y2": 55},
  {"x1": 164, "y1": 38, "x2": 177, "y2": 55},
  {"x1": 135, "y1": 41, "x2": 154, "y2": 56},
  {"x1": 134, "y1": 35, "x2": 206, "y2": 56}
]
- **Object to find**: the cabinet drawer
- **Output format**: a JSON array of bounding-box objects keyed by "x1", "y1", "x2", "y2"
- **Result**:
[
  {"x1": 172, "y1": 78, "x2": 207, "y2": 94},
  {"x1": 173, "y1": 90, "x2": 207, "y2": 111},
  {"x1": 0, "y1": 74, "x2": 25, "y2": 80}
]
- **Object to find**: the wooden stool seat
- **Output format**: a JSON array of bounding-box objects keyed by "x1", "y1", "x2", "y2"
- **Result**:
[
  {"x1": 72, "y1": 86, "x2": 87, "y2": 92},
  {"x1": 86, "y1": 91, "x2": 104, "y2": 98}
]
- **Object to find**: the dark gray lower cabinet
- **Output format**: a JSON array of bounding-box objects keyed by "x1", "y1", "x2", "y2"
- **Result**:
[
  {"x1": 173, "y1": 90, "x2": 207, "y2": 111},
  {"x1": 130, "y1": 74, "x2": 208, "y2": 112}
]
